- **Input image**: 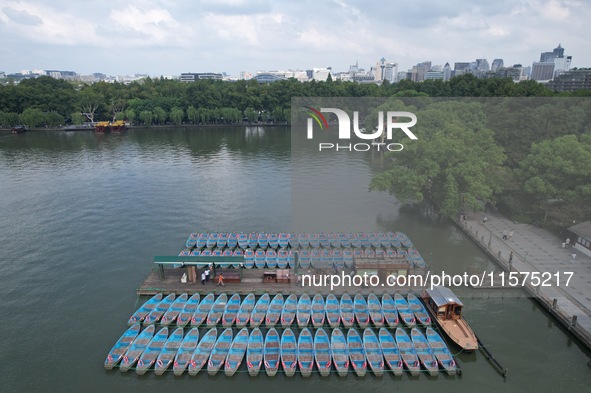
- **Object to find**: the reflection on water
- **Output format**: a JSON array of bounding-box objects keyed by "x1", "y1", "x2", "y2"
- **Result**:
[{"x1": 0, "y1": 127, "x2": 589, "y2": 392}]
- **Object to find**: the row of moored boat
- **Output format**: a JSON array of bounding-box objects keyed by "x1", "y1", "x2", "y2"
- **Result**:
[{"x1": 105, "y1": 324, "x2": 457, "y2": 376}]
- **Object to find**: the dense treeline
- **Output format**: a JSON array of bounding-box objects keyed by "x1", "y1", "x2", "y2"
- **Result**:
[{"x1": 1, "y1": 74, "x2": 589, "y2": 227}]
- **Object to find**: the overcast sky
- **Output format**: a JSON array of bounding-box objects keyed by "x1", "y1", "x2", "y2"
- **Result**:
[{"x1": 0, "y1": 0, "x2": 589, "y2": 77}]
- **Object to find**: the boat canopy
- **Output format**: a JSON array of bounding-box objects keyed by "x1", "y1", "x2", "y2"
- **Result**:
[{"x1": 425, "y1": 286, "x2": 463, "y2": 308}]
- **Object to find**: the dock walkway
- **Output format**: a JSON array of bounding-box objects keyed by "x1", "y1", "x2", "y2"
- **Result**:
[{"x1": 457, "y1": 212, "x2": 591, "y2": 349}]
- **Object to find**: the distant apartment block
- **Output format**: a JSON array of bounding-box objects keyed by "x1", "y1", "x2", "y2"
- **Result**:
[
  {"x1": 180, "y1": 72, "x2": 223, "y2": 82},
  {"x1": 546, "y1": 70, "x2": 591, "y2": 92},
  {"x1": 531, "y1": 62, "x2": 556, "y2": 81}
]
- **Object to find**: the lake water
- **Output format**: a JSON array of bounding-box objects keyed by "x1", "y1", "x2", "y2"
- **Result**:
[{"x1": 0, "y1": 127, "x2": 589, "y2": 392}]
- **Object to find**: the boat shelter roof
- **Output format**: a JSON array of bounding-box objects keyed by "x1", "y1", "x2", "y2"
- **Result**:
[
  {"x1": 425, "y1": 286, "x2": 464, "y2": 307},
  {"x1": 154, "y1": 255, "x2": 243, "y2": 267},
  {"x1": 568, "y1": 221, "x2": 591, "y2": 240}
]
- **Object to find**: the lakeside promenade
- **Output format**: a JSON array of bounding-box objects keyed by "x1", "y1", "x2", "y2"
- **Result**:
[{"x1": 457, "y1": 212, "x2": 591, "y2": 349}]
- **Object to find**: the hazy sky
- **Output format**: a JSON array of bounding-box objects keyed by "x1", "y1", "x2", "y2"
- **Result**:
[{"x1": 1, "y1": 0, "x2": 589, "y2": 77}]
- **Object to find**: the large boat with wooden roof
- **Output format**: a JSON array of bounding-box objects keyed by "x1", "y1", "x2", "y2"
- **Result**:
[
  {"x1": 422, "y1": 286, "x2": 478, "y2": 351},
  {"x1": 94, "y1": 120, "x2": 128, "y2": 133}
]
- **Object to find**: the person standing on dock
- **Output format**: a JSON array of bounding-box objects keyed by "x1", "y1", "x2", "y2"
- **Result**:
[
  {"x1": 508, "y1": 230, "x2": 513, "y2": 240},
  {"x1": 509, "y1": 252, "x2": 513, "y2": 264},
  {"x1": 205, "y1": 268, "x2": 210, "y2": 283},
  {"x1": 502, "y1": 230, "x2": 508, "y2": 240},
  {"x1": 217, "y1": 273, "x2": 225, "y2": 287},
  {"x1": 483, "y1": 216, "x2": 489, "y2": 224},
  {"x1": 571, "y1": 253, "x2": 577, "y2": 263},
  {"x1": 565, "y1": 238, "x2": 571, "y2": 247},
  {"x1": 201, "y1": 272, "x2": 206, "y2": 285}
]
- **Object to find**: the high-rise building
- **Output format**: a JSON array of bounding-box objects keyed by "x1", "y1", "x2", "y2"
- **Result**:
[
  {"x1": 531, "y1": 62, "x2": 556, "y2": 81},
  {"x1": 443, "y1": 63, "x2": 452, "y2": 81},
  {"x1": 540, "y1": 44, "x2": 565, "y2": 62},
  {"x1": 411, "y1": 61, "x2": 432, "y2": 82},
  {"x1": 491, "y1": 59, "x2": 504, "y2": 72},
  {"x1": 535, "y1": 44, "x2": 572, "y2": 79},
  {"x1": 475, "y1": 59, "x2": 490, "y2": 72}
]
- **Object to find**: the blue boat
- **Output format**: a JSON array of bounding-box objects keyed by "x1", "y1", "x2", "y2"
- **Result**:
[
  {"x1": 395, "y1": 328, "x2": 420, "y2": 376},
  {"x1": 347, "y1": 328, "x2": 366, "y2": 376},
  {"x1": 426, "y1": 327, "x2": 457, "y2": 375},
  {"x1": 237, "y1": 232, "x2": 248, "y2": 249},
  {"x1": 200, "y1": 249, "x2": 212, "y2": 256},
  {"x1": 104, "y1": 323, "x2": 141, "y2": 369},
  {"x1": 325, "y1": 294, "x2": 340, "y2": 328},
  {"x1": 244, "y1": 249, "x2": 255, "y2": 269},
  {"x1": 310, "y1": 249, "x2": 322, "y2": 268},
  {"x1": 297, "y1": 293, "x2": 312, "y2": 328},
  {"x1": 368, "y1": 232, "x2": 381, "y2": 248},
  {"x1": 357, "y1": 232, "x2": 371, "y2": 248},
  {"x1": 276, "y1": 248, "x2": 289, "y2": 269},
  {"x1": 300, "y1": 232, "x2": 311, "y2": 248},
  {"x1": 288, "y1": 232, "x2": 299, "y2": 248},
  {"x1": 135, "y1": 326, "x2": 169, "y2": 375},
  {"x1": 161, "y1": 292, "x2": 188, "y2": 326},
  {"x1": 364, "y1": 249, "x2": 376, "y2": 258},
  {"x1": 207, "y1": 293, "x2": 228, "y2": 328},
  {"x1": 367, "y1": 293, "x2": 385, "y2": 328},
  {"x1": 321, "y1": 249, "x2": 332, "y2": 268},
  {"x1": 225, "y1": 327, "x2": 249, "y2": 376},
  {"x1": 331, "y1": 328, "x2": 349, "y2": 377},
  {"x1": 128, "y1": 293, "x2": 162, "y2": 325},
  {"x1": 411, "y1": 327, "x2": 439, "y2": 376},
  {"x1": 217, "y1": 233, "x2": 228, "y2": 248},
  {"x1": 354, "y1": 294, "x2": 370, "y2": 329},
  {"x1": 186, "y1": 233, "x2": 198, "y2": 248},
  {"x1": 387, "y1": 231, "x2": 401, "y2": 248},
  {"x1": 328, "y1": 232, "x2": 340, "y2": 248},
  {"x1": 407, "y1": 293, "x2": 431, "y2": 326},
  {"x1": 394, "y1": 293, "x2": 416, "y2": 328},
  {"x1": 247, "y1": 328, "x2": 264, "y2": 376},
  {"x1": 206, "y1": 233, "x2": 218, "y2": 249},
  {"x1": 264, "y1": 328, "x2": 280, "y2": 376},
  {"x1": 266, "y1": 294, "x2": 284, "y2": 327},
  {"x1": 343, "y1": 248, "x2": 354, "y2": 268},
  {"x1": 207, "y1": 327, "x2": 233, "y2": 376},
  {"x1": 381, "y1": 294, "x2": 399, "y2": 328},
  {"x1": 266, "y1": 249, "x2": 277, "y2": 268},
  {"x1": 352, "y1": 249, "x2": 363, "y2": 260},
  {"x1": 227, "y1": 232, "x2": 238, "y2": 249},
  {"x1": 278, "y1": 233, "x2": 289, "y2": 248},
  {"x1": 348, "y1": 232, "x2": 361, "y2": 248},
  {"x1": 192, "y1": 293, "x2": 214, "y2": 327},
  {"x1": 254, "y1": 249, "x2": 266, "y2": 269},
  {"x1": 362, "y1": 328, "x2": 383, "y2": 377},
  {"x1": 257, "y1": 232, "x2": 268, "y2": 249},
  {"x1": 340, "y1": 294, "x2": 355, "y2": 328},
  {"x1": 250, "y1": 293, "x2": 270, "y2": 327},
  {"x1": 319, "y1": 232, "x2": 330, "y2": 248},
  {"x1": 155, "y1": 327, "x2": 184, "y2": 375},
  {"x1": 268, "y1": 233, "x2": 279, "y2": 249},
  {"x1": 222, "y1": 248, "x2": 233, "y2": 267},
  {"x1": 190, "y1": 249, "x2": 201, "y2": 256},
  {"x1": 197, "y1": 233, "x2": 208, "y2": 249},
  {"x1": 236, "y1": 293, "x2": 255, "y2": 328},
  {"x1": 337, "y1": 232, "x2": 351, "y2": 248},
  {"x1": 378, "y1": 232, "x2": 391, "y2": 248},
  {"x1": 309, "y1": 233, "x2": 320, "y2": 248},
  {"x1": 385, "y1": 247, "x2": 397, "y2": 258},
  {"x1": 222, "y1": 293, "x2": 241, "y2": 327},
  {"x1": 332, "y1": 248, "x2": 344, "y2": 269},
  {"x1": 188, "y1": 327, "x2": 217, "y2": 376},
  {"x1": 232, "y1": 249, "x2": 244, "y2": 268},
  {"x1": 314, "y1": 328, "x2": 331, "y2": 377},
  {"x1": 298, "y1": 249, "x2": 311, "y2": 269},
  {"x1": 375, "y1": 248, "x2": 386, "y2": 258},
  {"x1": 298, "y1": 328, "x2": 314, "y2": 377},
  {"x1": 144, "y1": 293, "x2": 175, "y2": 325},
  {"x1": 212, "y1": 247, "x2": 223, "y2": 257},
  {"x1": 247, "y1": 232, "x2": 258, "y2": 249},
  {"x1": 281, "y1": 328, "x2": 298, "y2": 377},
  {"x1": 287, "y1": 250, "x2": 295, "y2": 268},
  {"x1": 118, "y1": 325, "x2": 155, "y2": 372},
  {"x1": 397, "y1": 232, "x2": 413, "y2": 248},
  {"x1": 281, "y1": 294, "x2": 297, "y2": 327},
  {"x1": 311, "y1": 294, "x2": 325, "y2": 328},
  {"x1": 378, "y1": 328, "x2": 403, "y2": 376},
  {"x1": 173, "y1": 327, "x2": 199, "y2": 376}
]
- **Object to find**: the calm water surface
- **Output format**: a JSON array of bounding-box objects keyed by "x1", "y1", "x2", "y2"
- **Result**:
[{"x1": 0, "y1": 127, "x2": 589, "y2": 393}]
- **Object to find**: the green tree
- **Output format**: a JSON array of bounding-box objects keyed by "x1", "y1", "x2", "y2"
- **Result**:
[
  {"x1": 139, "y1": 110, "x2": 153, "y2": 125},
  {"x1": 125, "y1": 108, "x2": 136, "y2": 124},
  {"x1": 71, "y1": 112, "x2": 86, "y2": 125},
  {"x1": 20, "y1": 108, "x2": 45, "y2": 127},
  {"x1": 170, "y1": 107, "x2": 184, "y2": 125},
  {"x1": 187, "y1": 105, "x2": 198, "y2": 124},
  {"x1": 153, "y1": 106, "x2": 167, "y2": 124}
]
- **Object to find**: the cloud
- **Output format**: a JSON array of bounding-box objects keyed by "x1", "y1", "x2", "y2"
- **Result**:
[{"x1": 2, "y1": 6, "x2": 41, "y2": 25}]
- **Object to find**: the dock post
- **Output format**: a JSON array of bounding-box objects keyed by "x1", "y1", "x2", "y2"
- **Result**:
[
  {"x1": 158, "y1": 264, "x2": 164, "y2": 280},
  {"x1": 552, "y1": 299, "x2": 558, "y2": 309},
  {"x1": 571, "y1": 315, "x2": 578, "y2": 328}
]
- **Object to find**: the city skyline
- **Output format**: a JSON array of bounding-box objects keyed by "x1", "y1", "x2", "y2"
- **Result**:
[{"x1": 1, "y1": 0, "x2": 590, "y2": 76}]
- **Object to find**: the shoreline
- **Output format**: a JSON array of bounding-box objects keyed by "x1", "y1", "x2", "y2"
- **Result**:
[{"x1": 1, "y1": 123, "x2": 290, "y2": 133}]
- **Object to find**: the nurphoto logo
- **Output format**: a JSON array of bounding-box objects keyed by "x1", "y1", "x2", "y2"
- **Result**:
[{"x1": 305, "y1": 106, "x2": 418, "y2": 152}]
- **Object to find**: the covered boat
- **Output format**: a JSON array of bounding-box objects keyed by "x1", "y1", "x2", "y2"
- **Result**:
[
  {"x1": 378, "y1": 232, "x2": 391, "y2": 248},
  {"x1": 319, "y1": 232, "x2": 330, "y2": 248},
  {"x1": 348, "y1": 232, "x2": 361, "y2": 248},
  {"x1": 192, "y1": 293, "x2": 214, "y2": 327},
  {"x1": 394, "y1": 293, "x2": 416, "y2": 328},
  {"x1": 250, "y1": 293, "x2": 270, "y2": 327},
  {"x1": 411, "y1": 327, "x2": 439, "y2": 376},
  {"x1": 154, "y1": 327, "x2": 183, "y2": 375},
  {"x1": 331, "y1": 328, "x2": 349, "y2": 377},
  {"x1": 280, "y1": 328, "x2": 297, "y2": 377},
  {"x1": 247, "y1": 232, "x2": 258, "y2": 249},
  {"x1": 278, "y1": 233, "x2": 289, "y2": 248},
  {"x1": 296, "y1": 293, "x2": 312, "y2": 328},
  {"x1": 247, "y1": 328, "x2": 264, "y2": 376},
  {"x1": 298, "y1": 249, "x2": 311, "y2": 269},
  {"x1": 310, "y1": 249, "x2": 322, "y2": 269},
  {"x1": 363, "y1": 328, "x2": 383, "y2": 377},
  {"x1": 135, "y1": 326, "x2": 169, "y2": 375},
  {"x1": 338, "y1": 232, "x2": 351, "y2": 248},
  {"x1": 104, "y1": 324, "x2": 141, "y2": 369},
  {"x1": 225, "y1": 327, "x2": 249, "y2": 376},
  {"x1": 343, "y1": 248, "x2": 354, "y2": 268},
  {"x1": 398, "y1": 232, "x2": 413, "y2": 248},
  {"x1": 387, "y1": 231, "x2": 401, "y2": 248},
  {"x1": 276, "y1": 248, "x2": 289, "y2": 269},
  {"x1": 237, "y1": 232, "x2": 249, "y2": 249},
  {"x1": 426, "y1": 327, "x2": 457, "y2": 375},
  {"x1": 325, "y1": 294, "x2": 340, "y2": 328},
  {"x1": 222, "y1": 293, "x2": 241, "y2": 327},
  {"x1": 297, "y1": 328, "x2": 314, "y2": 377},
  {"x1": 264, "y1": 328, "x2": 280, "y2": 376},
  {"x1": 254, "y1": 249, "x2": 266, "y2": 268},
  {"x1": 311, "y1": 294, "x2": 325, "y2": 328},
  {"x1": 354, "y1": 294, "x2": 370, "y2": 329},
  {"x1": 347, "y1": 328, "x2": 367, "y2": 377},
  {"x1": 266, "y1": 294, "x2": 284, "y2": 327},
  {"x1": 161, "y1": 292, "x2": 188, "y2": 326},
  {"x1": 266, "y1": 249, "x2": 277, "y2": 268},
  {"x1": 128, "y1": 293, "x2": 162, "y2": 325},
  {"x1": 367, "y1": 293, "x2": 385, "y2": 328},
  {"x1": 186, "y1": 233, "x2": 198, "y2": 249},
  {"x1": 368, "y1": 232, "x2": 381, "y2": 248},
  {"x1": 381, "y1": 294, "x2": 399, "y2": 328},
  {"x1": 206, "y1": 293, "x2": 228, "y2": 328},
  {"x1": 207, "y1": 328, "x2": 233, "y2": 376},
  {"x1": 206, "y1": 233, "x2": 218, "y2": 249},
  {"x1": 119, "y1": 324, "x2": 156, "y2": 372},
  {"x1": 268, "y1": 233, "x2": 279, "y2": 249},
  {"x1": 197, "y1": 233, "x2": 208, "y2": 249},
  {"x1": 244, "y1": 248, "x2": 255, "y2": 269},
  {"x1": 395, "y1": 328, "x2": 420, "y2": 376},
  {"x1": 227, "y1": 232, "x2": 238, "y2": 249},
  {"x1": 257, "y1": 232, "x2": 269, "y2": 249},
  {"x1": 188, "y1": 327, "x2": 217, "y2": 376},
  {"x1": 309, "y1": 233, "x2": 320, "y2": 248},
  {"x1": 144, "y1": 293, "x2": 175, "y2": 325},
  {"x1": 172, "y1": 327, "x2": 199, "y2": 376},
  {"x1": 281, "y1": 294, "x2": 297, "y2": 328},
  {"x1": 236, "y1": 293, "x2": 256, "y2": 328},
  {"x1": 357, "y1": 232, "x2": 370, "y2": 248},
  {"x1": 314, "y1": 328, "x2": 331, "y2": 377},
  {"x1": 217, "y1": 233, "x2": 228, "y2": 248},
  {"x1": 340, "y1": 294, "x2": 355, "y2": 328},
  {"x1": 407, "y1": 293, "x2": 431, "y2": 327},
  {"x1": 288, "y1": 232, "x2": 299, "y2": 248},
  {"x1": 378, "y1": 328, "x2": 403, "y2": 376}
]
